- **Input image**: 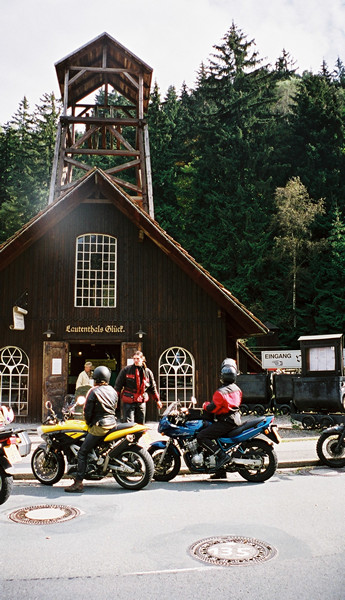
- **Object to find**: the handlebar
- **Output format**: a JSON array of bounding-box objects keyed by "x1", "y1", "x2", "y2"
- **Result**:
[{"x1": 44, "y1": 396, "x2": 86, "y2": 424}]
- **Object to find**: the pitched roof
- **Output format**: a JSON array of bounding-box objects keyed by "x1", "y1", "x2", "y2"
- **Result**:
[
  {"x1": 55, "y1": 32, "x2": 153, "y2": 112},
  {"x1": 0, "y1": 168, "x2": 268, "y2": 339}
]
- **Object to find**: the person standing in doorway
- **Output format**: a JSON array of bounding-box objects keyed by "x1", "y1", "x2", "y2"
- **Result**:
[
  {"x1": 75, "y1": 361, "x2": 94, "y2": 390},
  {"x1": 115, "y1": 351, "x2": 162, "y2": 424}
]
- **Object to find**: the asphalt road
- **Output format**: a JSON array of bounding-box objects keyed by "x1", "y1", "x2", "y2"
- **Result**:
[{"x1": 1, "y1": 464, "x2": 344, "y2": 600}]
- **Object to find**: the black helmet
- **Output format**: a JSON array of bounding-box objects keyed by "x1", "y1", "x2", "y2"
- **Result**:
[
  {"x1": 93, "y1": 366, "x2": 111, "y2": 384},
  {"x1": 220, "y1": 365, "x2": 237, "y2": 384}
]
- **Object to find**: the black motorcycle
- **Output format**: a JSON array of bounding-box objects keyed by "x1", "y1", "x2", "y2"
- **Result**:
[
  {"x1": 0, "y1": 416, "x2": 32, "y2": 504},
  {"x1": 316, "y1": 422, "x2": 345, "y2": 467}
]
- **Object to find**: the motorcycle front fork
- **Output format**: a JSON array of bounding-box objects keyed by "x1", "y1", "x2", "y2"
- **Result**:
[
  {"x1": 335, "y1": 428, "x2": 345, "y2": 452},
  {"x1": 157, "y1": 439, "x2": 174, "y2": 466}
]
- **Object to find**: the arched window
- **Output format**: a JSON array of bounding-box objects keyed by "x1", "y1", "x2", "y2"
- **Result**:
[
  {"x1": 0, "y1": 346, "x2": 29, "y2": 416},
  {"x1": 75, "y1": 233, "x2": 117, "y2": 307},
  {"x1": 158, "y1": 347, "x2": 195, "y2": 408}
]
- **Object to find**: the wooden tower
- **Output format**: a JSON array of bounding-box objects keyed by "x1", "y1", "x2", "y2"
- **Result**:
[{"x1": 49, "y1": 33, "x2": 154, "y2": 216}]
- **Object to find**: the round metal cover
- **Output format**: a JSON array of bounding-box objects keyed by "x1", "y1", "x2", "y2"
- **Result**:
[
  {"x1": 189, "y1": 535, "x2": 277, "y2": 566},
  {"x1": 8, "y1": 504, "x2": 81, "y2": 525}
]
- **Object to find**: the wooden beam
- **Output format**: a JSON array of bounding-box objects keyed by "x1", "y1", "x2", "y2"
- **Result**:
[
  {"x1": 60, "y1": 116, "x2": 143, "y2": 126},
  {"x1": 65, "y1": 148, "x2": 140, "y2": 156},
  {"x1": 144, "y1": 124, "x2": 154, "y2": 218},
  {"x1": 64, "y1": 157, "x2": 91, "y2": 171},
  {"x1": 106, "y1": 125, "x2": 136, "y2": 152},
  {"x1": 108, "y1": 176, "x2": 141, "y2": 193},
  {"x1": 63, "y1": 69, "x2": 69, "y2": 115},
  {"x1": 68, "y1": 66, "x2": 139, "y2": 75},
  {"x1": 106, "y1": 159, "x2": 141, "y2": 174}
]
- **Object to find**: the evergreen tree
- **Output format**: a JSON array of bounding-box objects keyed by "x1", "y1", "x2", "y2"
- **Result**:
[
  {"x1": 177, "y1": 22, "x2": 279, "y2": 304},
  {"x1": 288, "y1": 72, "x2": 345, "y2": 214},
  {"x1": 148, "y1": 82, "x2": 191, "y2": 239},
  {"x1": 0, "y1": 95, "x2": 59, "y2": 242},
  {"x1": 313, "y1": 207, "x2": 345, "y2": 332},
  {"x1": 33, "y1": 92, "x2": 60, "y2": 199}
]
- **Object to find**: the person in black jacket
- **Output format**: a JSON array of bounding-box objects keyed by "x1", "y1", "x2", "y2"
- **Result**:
[
  {"x1": 115, "y1": 351, "x2": 162, "y2": 424},
  {"x1": 65, "y1": 365, "x2": 117, "y2": 493}
]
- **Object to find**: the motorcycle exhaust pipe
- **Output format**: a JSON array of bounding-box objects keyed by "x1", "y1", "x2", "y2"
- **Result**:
[{"x1": 103, "y1": 438, "x2": 130, "y2": 472}]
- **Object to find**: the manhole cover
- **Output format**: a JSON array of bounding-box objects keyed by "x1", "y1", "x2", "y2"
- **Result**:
[
  {"x1": 8, "y1": 504, "x2": 81, "y2": 525},
  {"x1": 189, "y1": 535, "x2": 277, "y2": 566}
]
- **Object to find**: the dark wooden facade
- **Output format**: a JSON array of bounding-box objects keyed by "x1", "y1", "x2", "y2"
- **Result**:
[
  {"x1": 0, "y1": 35, "x2": 267, "y2": 422},
  {"x1": 0, "y1": 169, "x2": 267, "y2": 421}
]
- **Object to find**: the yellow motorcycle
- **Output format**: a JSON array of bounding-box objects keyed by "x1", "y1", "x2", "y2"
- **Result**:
[{"x1": 31, "y1": 400, "x2": 154, "y2": 491}]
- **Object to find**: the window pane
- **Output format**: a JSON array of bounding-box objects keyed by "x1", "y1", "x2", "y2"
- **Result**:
[
  {"x1": 158, "y1": 347, "x2": 195, "y2": 408},
  {"x1": 74, "y1": 234, "x2": 117, "y2": 308},
  {"x1": 0, "y1": 346, "x2": 29, "y2": 416}
]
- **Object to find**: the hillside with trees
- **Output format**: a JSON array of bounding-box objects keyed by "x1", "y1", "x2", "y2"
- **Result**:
[{"x1": 1, "y1": 23, "x2": 345, "y2": 350}]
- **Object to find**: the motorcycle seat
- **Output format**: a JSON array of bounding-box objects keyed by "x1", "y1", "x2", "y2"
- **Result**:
[
  {"x1": 223, "y1": 416, "x2": 266, "y2": 438},
  {"x1": 106, "y1": 422, "x2": 137, "y2": 435}
]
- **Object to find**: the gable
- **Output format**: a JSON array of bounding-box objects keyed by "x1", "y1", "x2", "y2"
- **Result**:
[
  {"x1": 55, "y1": 32, "x2": 153, "y2": 112},
  {"x1": 0, "y1": 169, "x2": 268, "y2": 339}
]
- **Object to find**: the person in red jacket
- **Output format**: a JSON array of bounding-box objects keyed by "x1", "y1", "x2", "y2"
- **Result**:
[
  {"x1": 115, "y1": 351, "x2": 162, "y2": 424},
  {"x1": 197, "y1": 361, "x2": 242, "y2": 479}
]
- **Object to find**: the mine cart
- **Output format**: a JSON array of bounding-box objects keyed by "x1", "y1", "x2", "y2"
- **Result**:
[
  {"x1": 291, "y1": 334, "x2": 345, "y2": 428},
  {"x1": 237, "y1": 373, "x2": 272, "y2": 415},
  {"x1": 272, "y1": 373, "x2": 295, "y2": 414}
]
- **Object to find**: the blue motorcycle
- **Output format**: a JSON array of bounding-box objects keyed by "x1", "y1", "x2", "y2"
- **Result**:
[{"x1": 148, "y1": 400, "x2": 281, "y2": 482}]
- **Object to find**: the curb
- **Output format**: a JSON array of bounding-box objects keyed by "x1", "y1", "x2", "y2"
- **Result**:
[
  {"x1": 13, "y1": 459, "x2": 321, "y2": 481},
  {"x1": 12, "y1": 424, "x2": 320, "y2": 480}
]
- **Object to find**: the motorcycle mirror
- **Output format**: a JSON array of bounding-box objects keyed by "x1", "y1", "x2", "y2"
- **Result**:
[
  {"x1": 190, "y1": 396, "x2": 197, "y2": 405},
  {"x1": 45, "y1": 401, "x2": 53, "y2": 410},
  {"x1": 76, "y1": 396, "x2": 86, "y2": 406}
]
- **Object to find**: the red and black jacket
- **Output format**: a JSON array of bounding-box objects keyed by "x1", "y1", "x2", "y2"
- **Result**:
[
  {"x1": 203, "y1": 383, "x2": 242, "y2": 416},
  {"x1": 115, "y1": 364, "x2": 160, "y2": 404}
]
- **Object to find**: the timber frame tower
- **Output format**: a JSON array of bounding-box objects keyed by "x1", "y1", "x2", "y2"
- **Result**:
[{"x1": 49, "y1": 32, "x2": 154, "y2": 217}]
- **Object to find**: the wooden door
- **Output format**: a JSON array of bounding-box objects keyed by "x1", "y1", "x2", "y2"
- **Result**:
[
  {"x1": 120, "y1": 342, "x2": 143, "y2": 368},
  {"x1": 42, "y1": 341, "x2": 69, "y2": 419}
]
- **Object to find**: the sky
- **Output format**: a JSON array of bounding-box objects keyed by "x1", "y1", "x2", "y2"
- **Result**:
[{"x1": 1, "y1": 0, "x2": 345, "y2": 123}]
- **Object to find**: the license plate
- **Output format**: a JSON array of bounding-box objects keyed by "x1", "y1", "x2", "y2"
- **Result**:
[{"x1": 4, "y1": 443, "x2": 22, "y2": 464}]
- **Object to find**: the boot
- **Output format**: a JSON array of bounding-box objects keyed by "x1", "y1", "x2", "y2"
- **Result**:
[
  {"x1": 64, "y1": 479, "x2": 84, "y2": 493},
  {"x1": 209, "y1": 468, "x2": 227, "y2": 480},
  {"x1": 200, "y1": 440, "x2": 228, "y2": 474}
]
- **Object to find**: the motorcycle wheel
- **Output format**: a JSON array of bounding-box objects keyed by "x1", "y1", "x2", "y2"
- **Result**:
[
  {"x1": 112, "y1": 445, "x2": 154, "y2": 491},
  {"x1": 31, "y1": 446, "x2": 65, "y2": 485},
  {"x1": 237, "y1": 439, "x2": 278, "y2": 482},
  {"x1": 148, "y1": 446, "x2": 181, "y2": 482},
  {"x1": 316, "y1": 430, "x2": 345, "y2": 467},
  {"x1": 0, "y1": 467, "x2": 13, "y2": 505}
]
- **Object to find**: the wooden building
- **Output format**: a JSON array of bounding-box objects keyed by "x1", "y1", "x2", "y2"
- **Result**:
[{"x1": 0, "y1": 34, "x2": 267, "y2": 422}]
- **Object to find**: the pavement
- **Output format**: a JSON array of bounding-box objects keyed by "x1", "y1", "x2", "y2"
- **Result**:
[{"x1": 10, "y1": 416, "x2": 321, "y2": 480}]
